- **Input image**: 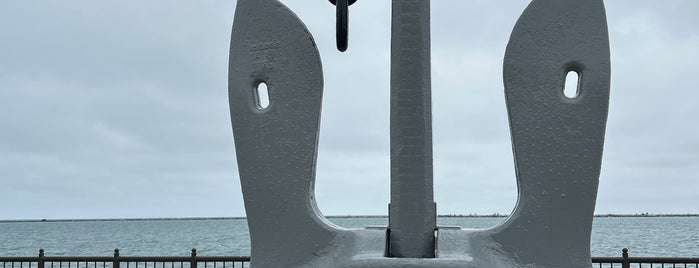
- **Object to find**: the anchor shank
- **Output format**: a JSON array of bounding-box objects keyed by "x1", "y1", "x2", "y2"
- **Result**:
[{"x1": 388, "y1": 0, "x2": 436, "y2": 258}]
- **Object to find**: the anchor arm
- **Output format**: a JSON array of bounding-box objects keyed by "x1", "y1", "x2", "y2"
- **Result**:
[
  {"x1": 228, "y1": 0, "x2": 340, "y2": 266},
  {"x1": 490, "y1": 0, "x2": 611, "y2": 267}
]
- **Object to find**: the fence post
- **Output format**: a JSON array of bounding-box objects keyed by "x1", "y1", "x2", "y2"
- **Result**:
[
  {"x1": 38, "y1": 249, "x2": 45, "y2": 268},
  {"x1": 622, "y1": 248, "x2": 630, "y2": 268},
  {"x1": 190, "y1": 248, "x2": 197, "y2": 268},
  {"x1": 113, "y1": 249, "x2": 120, "y2": 268}
]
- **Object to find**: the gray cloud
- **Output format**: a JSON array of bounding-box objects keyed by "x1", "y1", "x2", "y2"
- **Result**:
[{"x1": 1, "y1": 0, "x2": 697, "y2": 220}]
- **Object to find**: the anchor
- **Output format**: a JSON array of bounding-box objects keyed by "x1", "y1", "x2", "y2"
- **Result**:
[{"x1": 228, "y1": 0, "x2": 610, "y2": 267}]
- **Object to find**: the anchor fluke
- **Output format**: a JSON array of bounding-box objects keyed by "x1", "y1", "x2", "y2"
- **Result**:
[{"x1": 229, "y1": 0, "x2": 339, "y2": 266}]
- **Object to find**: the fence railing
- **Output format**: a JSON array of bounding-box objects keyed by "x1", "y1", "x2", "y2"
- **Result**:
[
  {"x1": 592, "y1": 248, "x2": 699, "y2": 268},
  {"x1": 0, "y1": 249, "x2": 250, "y2": 268},
  {"x1": 1, "y1": 248, "x2": 697, "y2": 268}
]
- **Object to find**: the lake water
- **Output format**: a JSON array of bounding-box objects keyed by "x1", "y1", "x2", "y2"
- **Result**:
[{"x1": 1, "y1": 217, "x2": 697, "y2": 258}]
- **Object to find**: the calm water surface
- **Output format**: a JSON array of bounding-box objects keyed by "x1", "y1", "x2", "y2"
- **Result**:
[{"x1": 1, "y1": 217, "x2": 697, "y2": 257}]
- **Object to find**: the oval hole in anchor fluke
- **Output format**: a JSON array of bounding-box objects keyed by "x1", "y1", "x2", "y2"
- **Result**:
[
  {"x1": 254, "y1": 81, "x2": 270, "y2": 109},
  {"x1": 563, "y1": 70, "x2": 580, "y2": 99}
]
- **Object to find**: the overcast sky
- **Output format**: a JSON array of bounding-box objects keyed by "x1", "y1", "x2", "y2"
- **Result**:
[{"x1": 1, "y1": 0, "x2": 697, "y2": 220}]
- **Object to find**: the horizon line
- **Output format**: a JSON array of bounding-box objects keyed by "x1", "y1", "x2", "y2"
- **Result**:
[{"x1": 2, "y1": 213, "x2": 699, "y2": 223}]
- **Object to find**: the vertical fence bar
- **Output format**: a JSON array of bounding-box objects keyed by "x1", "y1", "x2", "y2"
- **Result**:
[
  {"x1": 113, "y1": 249, "x2": 120, "y2": 268},
  {"x1": 622, "y1": 248, "x2": 630, "y2": 268},
  {"x1": 189, "y1": 249, "x2": 196, "y2": 268},
  {"x1": 38, "y1": 249, "x2": 45, "y2": 268}
]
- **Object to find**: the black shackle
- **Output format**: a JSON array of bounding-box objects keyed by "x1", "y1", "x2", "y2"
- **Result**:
[{"x1": 329, "y1": 0, "x2": 357, "y2": 52}]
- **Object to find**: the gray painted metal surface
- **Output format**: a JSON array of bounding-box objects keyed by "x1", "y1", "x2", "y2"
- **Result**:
[
  {"x1": 493, "y1": 0, "x2": 611, "y2": 266},
  {"x1": 228, "y1": 0, "x2": 340, "y2": 266},
  {"x1": 228, "y1": 0, "x2": 610, "y2": 267},
  {"x1": 388, "y1": 0, "x2": 436, "y2": 259}
]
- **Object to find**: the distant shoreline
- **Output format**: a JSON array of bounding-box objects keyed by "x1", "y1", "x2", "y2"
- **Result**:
[
  {"x1": 2, "y1": 214, "x2": 698, "y2": 223},
  {"x1": 0, "y1": 217, "x2": 245, "y2": 223},
  {"x1": 327, "y1": 213, "x2": 699, "y2": 219}
]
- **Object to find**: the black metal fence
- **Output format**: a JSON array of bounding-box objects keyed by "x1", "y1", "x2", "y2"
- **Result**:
[
  {"x1": 1, "y1": 248, "x2": 697, "y2": 268},
  {"x1": 0, "y1": 249, "x2": 250, "y2": 268},
  {"x1": 592, "y1": 249, "x2": 699, "y2": 268}
]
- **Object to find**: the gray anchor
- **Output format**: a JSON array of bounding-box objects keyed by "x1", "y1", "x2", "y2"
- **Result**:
[{"x1": 228, "y1": 0, "x2": 610, "y2": 267}]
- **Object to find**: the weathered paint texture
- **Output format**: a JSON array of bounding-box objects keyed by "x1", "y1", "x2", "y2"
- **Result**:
[
  {"x1": 228, "y1": 0, "x2": 340, "y2": 266},
  {"x1": 492, "y1": 0, "x2": 611, "y2": 266},
  {"x1": 228, "y1": 0, "x2": 610, "y2": 267},
  {"x1": 388, "y1": 0, "x2": 436, "y2": 258}
]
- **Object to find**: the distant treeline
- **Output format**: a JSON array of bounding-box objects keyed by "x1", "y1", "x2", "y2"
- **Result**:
[
  {"x1": 593, "y1": 213, "x2": 699, "y2": 218},
  {"x1": 327, "y1": 213, "x2": 699, "y2": 218},
  {"x1": 0, "y1": 217, "x2": 245, "y2": 223},
  {"x1": 325, "y1": 214, "x2": 508, "y2": 218},
  {"x1": 2, "y1": 214, "x2": 699, "y2": 223}
]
